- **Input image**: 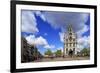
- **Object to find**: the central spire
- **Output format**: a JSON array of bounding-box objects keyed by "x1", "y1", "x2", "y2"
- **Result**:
[{"x1": 68, "y1": 24, "x2": 73, "y2": 32}]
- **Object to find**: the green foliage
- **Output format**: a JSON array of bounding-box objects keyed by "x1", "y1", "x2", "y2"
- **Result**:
[
  {"x1": 45, "y1": 49, "x2": 53, "y2": 56},
  {"x1": 80, "y1": 48, "x2": 90, "y2": 56},
  {"x1": 55, "y1": 50, "x2": 62, "y2": 57}
]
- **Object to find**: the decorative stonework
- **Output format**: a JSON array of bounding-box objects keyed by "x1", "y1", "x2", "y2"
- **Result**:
[{"x1": 63, "y1": 24, "x2": 77, "y2": 56}]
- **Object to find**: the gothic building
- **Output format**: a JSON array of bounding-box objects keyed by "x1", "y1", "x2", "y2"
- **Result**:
[{"x1": 63, "y1": 24, "x2": 77, "y2": 56}]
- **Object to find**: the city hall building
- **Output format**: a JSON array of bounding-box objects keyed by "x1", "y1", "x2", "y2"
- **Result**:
[{"x1": 63, "y1": 24, "x2": 77, "y2": 56}]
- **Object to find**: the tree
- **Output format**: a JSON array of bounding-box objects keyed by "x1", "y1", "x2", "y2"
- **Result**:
[
  {"x1": 80, "y1": 48, "x2": 90, "y2": 56},
  {"x1": 55, "y1": 50, "x2": 62, "y2": 57},
  {"x1": 45, "y1": 49, "x2": 53, "y2": 56}
]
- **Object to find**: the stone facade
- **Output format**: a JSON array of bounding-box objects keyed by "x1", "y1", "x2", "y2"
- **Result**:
[
  {"x1": 63, "y1": 24, "x2": 77, "y2": 56},
  {"x1": 21, "y1": 37, "x2": 43, "y2": 63}
]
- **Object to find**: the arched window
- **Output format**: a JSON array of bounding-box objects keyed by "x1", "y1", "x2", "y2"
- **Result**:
[
  {"x1": 69, "y1": 32, "x2": 72, "y2": 35},
  {"x1": 70, "y1": 43, "x2": 72, "y2": 46},
  {"x1": 73, "y1": 39, "x2": 75, "y2": 41},
  {"x1": 73, "y1": 43, "x2": 75, "y2": 46},
  {"x1": 66, "y1": 39, "x2": 68, "y2": 42},
  {"x1": 69, "y1": 36, "x2": 72, "y2": 41}
]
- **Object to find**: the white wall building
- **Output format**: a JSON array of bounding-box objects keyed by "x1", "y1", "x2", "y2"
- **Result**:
[{"x1": 63, "y1": 24, "x2": 77, "y2": 56}]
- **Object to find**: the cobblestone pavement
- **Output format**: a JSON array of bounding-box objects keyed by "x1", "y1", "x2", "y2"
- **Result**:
[{"x1": 33, "y1": 56, "x2": 90, "y2": 62}]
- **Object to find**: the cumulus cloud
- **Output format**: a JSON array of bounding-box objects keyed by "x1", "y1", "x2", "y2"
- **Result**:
[
  {"x1": 25, "y1": 35, "x2": 36, "y2": 45},
  {"x1": 35, "y1": 36, "x2": 48, "y2": 46},
  {"x1": 21, "y1": 10, "x2": 39, "y2": 33},
  {"x1": 26, "y1": 34, "x2": 55, "y2": 49},
  {"x1": 22, "y1": 10, "x2": 90, "y2": 51},
  {"x1": 26, "y1": 35, "x2": 47, "y2": 46},
  {"x1": 76, "y1": 24, "x2": 89, "y2": 38},
  {"x1": 77, "y1": 36, "x2": 90, "y2": 50},
  {"x1": 22, "y1": 10, "x2": 89, "y2": 36},
  {"x1": 43, "y1": 12, "x2": 89, "y2": 32},
  {"x1": 38, "y1": 12, "x2": 89, "y2": 38},
  {"x1": 22, "y1": 10, "x2": 89, "y2": 37},
  {"x1": 42, "y1": 11, "x2": 90, "y2": 50}
]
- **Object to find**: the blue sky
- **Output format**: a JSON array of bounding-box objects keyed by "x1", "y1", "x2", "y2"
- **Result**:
[{"x1": 21, "y1": 10, "x2": 90, "y2": 55}]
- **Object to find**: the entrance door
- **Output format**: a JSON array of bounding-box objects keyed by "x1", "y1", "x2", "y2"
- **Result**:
[{"x1": 68, "y1": 49, "x2": 73, "y2": 57}]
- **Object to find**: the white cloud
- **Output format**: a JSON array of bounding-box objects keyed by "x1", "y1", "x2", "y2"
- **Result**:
[
  {"x1": 26, "y1": 34, "x2": 55, "y2": 49},
  {"x1": 42, "y1": 12, "x2": 89, "y2": 33},
  {"x1": 22, "y1": 11, "x2": 90, "y2": 51},
  {"x1": 44, "y1": 45, "x2": 55, "y2": 49},
  {"x1": 35, "y1": 36, "x2": 48, "y2": 46},
  {"x1": 59, "y1": 32, "x2": 64, "y2": 42},
  {"x1": 21, "y1": 10, "x2": 39, "y2": 33},
  {"x1": 77, "y1": 24, "x2": 89, "y2": 37},
  {"x1": 39, "y1": 11, "x2": 90, "y2": 45},
  {"x1": 35, "y1": 11, "x2": 46, "y2": 21},
  {"x1": 25, "y1": 35, "x2": 35, "y2": 45},
  {"x1": 26, "y1": 35, "x2": 47, "y2": 46},
  {"x1": 77, "y1": 36, "x2": 90, "y2": 50}
]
